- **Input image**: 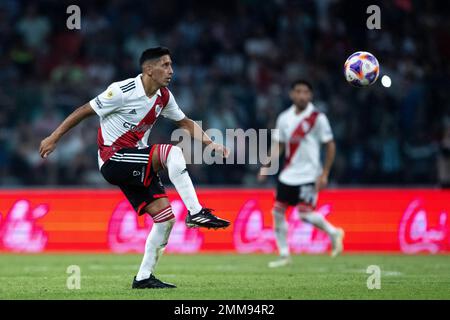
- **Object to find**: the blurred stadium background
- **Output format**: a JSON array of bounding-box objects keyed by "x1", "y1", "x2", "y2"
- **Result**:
[
  {"x1": 0, "y1": 0, "x2": 449, "y2": 299},
  {"x1": 0, "y1": 0, "x2": 449, "y2": 187}
]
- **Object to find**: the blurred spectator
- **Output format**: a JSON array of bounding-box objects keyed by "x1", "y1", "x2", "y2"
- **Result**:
[
  {"x1": 80, "y1": 9, "x2": 110, "y2": 37},
  {"x1": 16, "y1": 4, "x2": 51, "y2": 51},
  {"x1": 403, "y1": 132, "x2": 438, "y2": 184},
  {"x1": 124, "y1": 28, "x2": 159, "y2": 62}
]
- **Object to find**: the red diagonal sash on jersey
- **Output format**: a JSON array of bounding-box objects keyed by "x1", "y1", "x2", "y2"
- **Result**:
[
  {"x1": 97, "y1": 87, "x2": 170, "y2": 162},
  {"x1": 284, "y1": 111, "x2": 320, "y2": 169}
]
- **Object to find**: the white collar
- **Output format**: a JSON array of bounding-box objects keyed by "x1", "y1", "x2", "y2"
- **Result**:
[{"x1": 135, "y1": 74, "x2": 161, "y2": 98}]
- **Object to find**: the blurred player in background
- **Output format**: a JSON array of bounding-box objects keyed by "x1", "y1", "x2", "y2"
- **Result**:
[
  {"x1": 258, "y1": 80, "x2": 344, "y2": 268},
  {"x1": 39, "y1": 47, "x2": 230, "y2": 288}
]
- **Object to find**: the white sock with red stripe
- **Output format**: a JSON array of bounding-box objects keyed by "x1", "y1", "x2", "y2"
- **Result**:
[
  {"x1": 136, "y1": 215, "x2": 175, "y2": 281},
  {"x1": 162, "y1": 145, "x2": 202, "y2": 214},
  {"x1": 272, "y1": 202, "x2": 290, "y2": 257},
  {"x1": 299, "y1": 211, "x2": 337, "y2": 236}
]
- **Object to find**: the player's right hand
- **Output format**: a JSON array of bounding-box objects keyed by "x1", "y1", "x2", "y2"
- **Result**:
[{"x1": 39, "y1": 136, "x2": 57, "y2": 159}]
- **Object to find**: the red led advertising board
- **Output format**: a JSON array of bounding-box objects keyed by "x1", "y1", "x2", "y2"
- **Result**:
[{"x1": 0, "y1": 189, "x2": 448, "y2": 254}]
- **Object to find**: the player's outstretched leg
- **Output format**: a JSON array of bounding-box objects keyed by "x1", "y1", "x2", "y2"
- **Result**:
[
  {"x1": 133, "y1": 199, "x2": 176, "y2": 289},
  {"x1": 268, "y1": 201, "x2": 292, "y2": 268},
  {"x1": 298, "y1": 205, "x2": 344, "y2": 257},
  {"x1": 157, "y1": 144, "x2": 230, "y2": 230}
]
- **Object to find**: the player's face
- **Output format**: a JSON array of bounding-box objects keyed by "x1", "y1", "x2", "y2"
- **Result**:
[
  {"x1": 290, "y1": 84, "x2": 312, "y2": 109},
  {"x1": 149, "y1": 55, "x2": 173, "y2": 87}
]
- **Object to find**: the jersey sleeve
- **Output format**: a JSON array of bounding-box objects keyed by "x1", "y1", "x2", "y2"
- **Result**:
[
  {"x1": 89, "y1": 83, "x2": 123, "y2": 118},
  {"x1": 272, "y1": 114, "x2": 286, "y2": 143},
  {"x1": 316, "y1": 113, "x2": 334, "y2": 143},
  {"x1": 160, "y1": 90, "x2": 186, "y2": 121}
]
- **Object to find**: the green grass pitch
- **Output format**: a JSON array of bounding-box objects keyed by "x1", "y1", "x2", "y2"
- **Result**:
[{"x1": 0, "y1": 254, "x2": 449, "y2": 299}]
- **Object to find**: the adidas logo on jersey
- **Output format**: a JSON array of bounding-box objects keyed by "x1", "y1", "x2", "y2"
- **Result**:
[
  {"x1": 128, "y1": 109, "x2": 137, "y2": 115},
  {"x1": 120, "y1": 81, "x2": 136, "y2": 93}
]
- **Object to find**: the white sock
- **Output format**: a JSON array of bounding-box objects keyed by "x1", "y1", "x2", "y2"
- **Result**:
[
  {"x1": 136, "y1": 218, "x2": 175, "y2": 281},
  {"x1": 165, "y1": 146, "x2": 202, "y2": 214},
  {"x1": 272, "y1": 203, "x2": 290, "y2": 257},
  {"x1": 300, "y1": 211, "x2": 337, "y2": 236}
]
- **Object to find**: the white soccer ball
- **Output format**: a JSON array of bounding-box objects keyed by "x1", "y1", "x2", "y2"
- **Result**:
[{"x1": 344, "y1": 51, "x2": 380, "y2": 87}]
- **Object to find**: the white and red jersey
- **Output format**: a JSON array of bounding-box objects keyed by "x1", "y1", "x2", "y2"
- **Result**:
[
  {"x1": 89, "y1": 74, "x2": 186, "y2": 168},
  {"x1": 272, "y1": 103, "x2": 333, "y2": 186}
]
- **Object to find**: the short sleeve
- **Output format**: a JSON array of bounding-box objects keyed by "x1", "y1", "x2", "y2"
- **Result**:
[
  {"x1": 89, "y1": 83, "x2": 123, "y2": 118},
  {"x1": 316, "y1": 113, "x2": 334, "y2": 143},
  {"x1": 272, "y1": 114, "x2": 286, "y2": 143},
  {"x1": 160, "y1": 90, "x2": 186, "y2": 121}
]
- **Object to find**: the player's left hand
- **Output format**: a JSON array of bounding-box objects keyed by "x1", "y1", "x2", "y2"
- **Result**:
[
  {"x1": 316, "y1": 173, "x2": 328, "y2": 191},
  {"x1": 39, "y1": 136, "x2": 58, "y2": 159},
  {"x1": 211, "y1": 143, "x2": 230, "y2": 158}
]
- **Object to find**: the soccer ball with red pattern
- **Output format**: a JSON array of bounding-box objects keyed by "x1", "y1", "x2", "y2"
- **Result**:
[{"x1": 344, "y1": 51, "x2": 380, "y2": 87}]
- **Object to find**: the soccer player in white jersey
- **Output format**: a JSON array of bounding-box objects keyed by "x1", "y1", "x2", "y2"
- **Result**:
[
  {"x1": 258, "y1": 79, "x2": 344, "y2": 268},
  {"x1": 39, "y1": 47, "x2": 230, "y2": 288}
]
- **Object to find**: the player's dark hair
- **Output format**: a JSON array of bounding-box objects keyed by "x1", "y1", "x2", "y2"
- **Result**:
[
  {"x1": 291, "y1": 79, "x2": 313, "y2": 91},
  {"x1": 139, "y1": 47, "x2": 171, "y2": 66}
]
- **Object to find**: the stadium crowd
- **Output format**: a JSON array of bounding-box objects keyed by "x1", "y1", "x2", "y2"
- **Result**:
[{"x1": 0, "y1": 0, "x2": 449, "y2": 187}]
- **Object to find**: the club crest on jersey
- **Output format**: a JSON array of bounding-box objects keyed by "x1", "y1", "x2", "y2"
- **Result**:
[
  {"x1": 290, "y1": 120, "x2": 313, "y2": 143},
  {"x1": 155, "y1": 104, "x2": 162, "y2": 116},
  {"x1": 301, "y1": 121, "x2": 310, "y2": 132},
  {"x1": 106, "y1": 90, "x2": 114, "y2": 99}
]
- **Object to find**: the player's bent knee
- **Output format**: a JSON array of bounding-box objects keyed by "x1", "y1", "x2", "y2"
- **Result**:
[
  {"x1": 297, "y1": 203, "x2": 314, "y2": 218},
  {"x1": 166, "y1": 146, "x2": 188, "y2": 178},
  {"x1": 298, "y1": 211, "x2": 314, "y2": 222},
  {"x1": 144, "y1": 198, "x2": 174, "y2": 223},
  {"x1": 299, "y1": 214, "x2": 309, "y2": 222},
  {"x1": 167, "y1": 146, "x2": 185, "y2": 165},
  {"x1": 153, "y1": 144, "x2": 174, "y2": 171},
  {"x1": 144, "y1": 197, "x2": 170, "y2": 212},
  {"x1": 149, "y1": 205, "x2": 175, "y2": 223}
]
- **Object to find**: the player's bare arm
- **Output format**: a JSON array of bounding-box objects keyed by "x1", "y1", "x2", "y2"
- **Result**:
[
  {"x1": 258, "y1": 141, "x2": 284, "y2": 182},
  {"x1": 39, "y1": 103, "x2": 96, "y2": 158},
  {"x1": 316, "y1": 140, "x2": 336, "y2": 191},
  {"x1": 175, "y1": 116, "x2": 230, "y2": 158}
]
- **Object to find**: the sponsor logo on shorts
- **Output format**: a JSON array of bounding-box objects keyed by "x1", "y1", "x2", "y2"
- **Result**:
[
  {"x1": 155, "y1": 104, "x2": 162, "y2": 116},
  {"x1": 140, "y1": 166, "x2": 145, "y2": 183}
]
